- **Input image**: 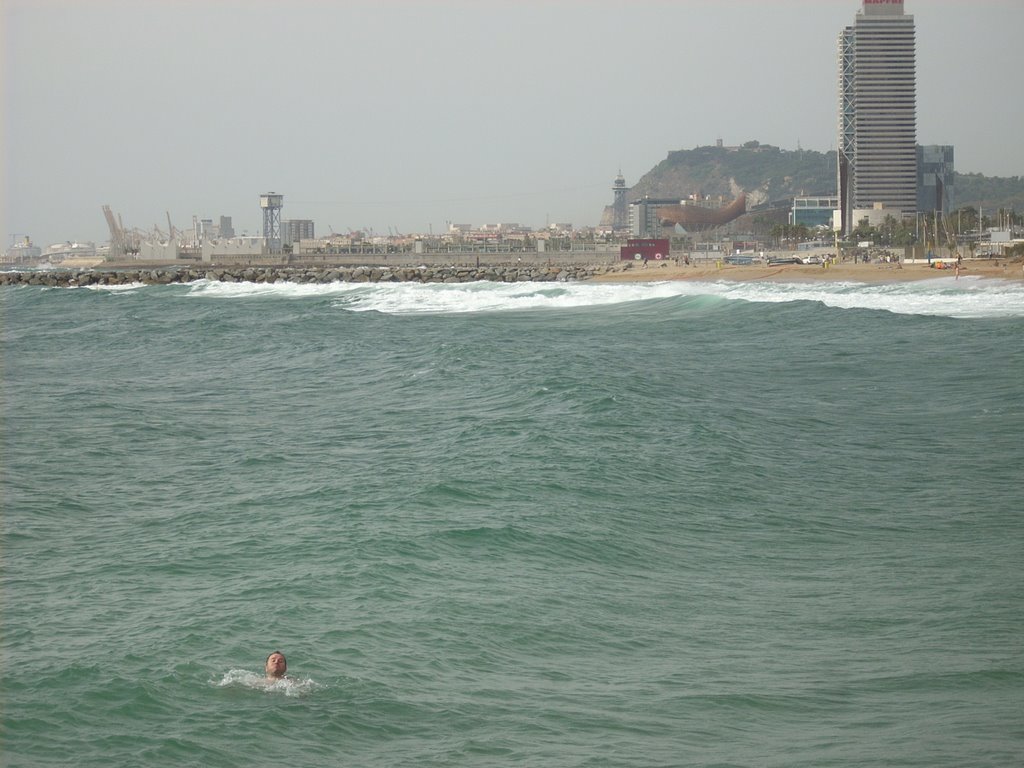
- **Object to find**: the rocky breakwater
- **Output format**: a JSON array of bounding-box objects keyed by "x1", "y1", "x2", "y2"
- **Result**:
[{"x1": 0, "y1": 262, "x2": 630, "y2": 288}]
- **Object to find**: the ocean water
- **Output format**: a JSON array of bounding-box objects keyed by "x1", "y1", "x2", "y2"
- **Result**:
[{"x1": 2, "y1": 275, "x2": 1023, "y2": 767}]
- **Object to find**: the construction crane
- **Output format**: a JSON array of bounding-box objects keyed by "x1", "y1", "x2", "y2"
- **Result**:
[
  {"x1": 102, "y1": 205, "x2": 127, "y2": 260},
  {"x1": 102, "y1": 205, "x2": 142, "y2": 259}
]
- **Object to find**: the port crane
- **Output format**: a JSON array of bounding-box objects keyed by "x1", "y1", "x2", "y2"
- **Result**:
[{"x1": 102, "y1": 205, "x2": 141, "y2": 259}]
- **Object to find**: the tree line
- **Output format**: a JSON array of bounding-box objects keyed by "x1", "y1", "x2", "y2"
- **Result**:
[{"x1": 756, "y1": 207, "x2": 1021, "y2": 249}]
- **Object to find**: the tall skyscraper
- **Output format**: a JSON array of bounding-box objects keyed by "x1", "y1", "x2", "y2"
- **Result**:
[{"x1": 837, "y1": 0, "x2": 917, "y2": 234}]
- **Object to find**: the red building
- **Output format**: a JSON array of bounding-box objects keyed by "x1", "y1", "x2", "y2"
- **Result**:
[{"x1": 620, "y1": 238, "x2": 670, "y2": 262}]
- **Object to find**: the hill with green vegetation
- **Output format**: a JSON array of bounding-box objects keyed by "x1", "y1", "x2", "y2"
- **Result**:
[
  {"x1": 623, "y1": 141, "x2": 1024, "y2": 212},
  {"x1": 950, "y1": 173, "x2": 1024, "y2": 213}
]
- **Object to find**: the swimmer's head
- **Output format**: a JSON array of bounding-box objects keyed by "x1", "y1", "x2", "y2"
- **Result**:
[{"x1": 265, "y1": 651, "x2": 287, "y2": 679}]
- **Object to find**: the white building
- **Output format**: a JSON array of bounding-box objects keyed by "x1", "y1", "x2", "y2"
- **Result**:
[
  {"x1": 851, "y1": 202, "x2": 904, "y2": 229},
  {"x1": 201, "y1": 236, "x2": 268, "y2": 261}
]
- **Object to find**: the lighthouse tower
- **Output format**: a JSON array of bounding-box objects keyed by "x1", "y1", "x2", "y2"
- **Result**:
[{"x1": 612, "y1": 171, "x2": 628, "y2": 231}]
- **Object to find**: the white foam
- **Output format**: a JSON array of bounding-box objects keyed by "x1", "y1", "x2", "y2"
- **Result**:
[
  {"x1": 334, "y1": 281, "x2": 687, "y2": 315},
  {"x1": 687, "y1": 277, "x2": 1024, "y2": 319},
  {"x1": 214, "y1": 668, "x2": 318, "y2": 697},
  {"x1": 182, "y1": 277, "x2": 1024, "y2": 319},
  {"x1": 188, "y1": 280, "x2": 337, "y2": 299},
  {"x1": 184, "y1": 278, "x2": 682, "y2": 313},
  {"x1": 84, "y1": 282, "x2": 146, "y2": 292}
]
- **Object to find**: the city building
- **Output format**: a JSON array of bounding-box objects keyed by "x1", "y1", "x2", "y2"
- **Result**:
[
  {"x1": 283, "y1": 219, "x2": 315, "y2": 247},
  {"x1": 837, "y1": 0, "x2": 917, "y2": 235},
  {"x1": 201, "y1": 236, "x2": 268, "y2": 262},
  {"x1": 917, "y1": 144, "x2": 954, "y2": 214},
  {"x1": 629, "y1": 199, "x2": 679, "y2": 238},
  {"x1": 850, "y1": 201, "x2": 905, "y2": 229},
  {"x1": 792, "y1": 196, "x2": 840, "y2": 228}
]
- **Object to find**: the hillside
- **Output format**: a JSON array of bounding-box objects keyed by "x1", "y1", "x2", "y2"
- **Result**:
[
  {"x1": 951, "y1": 173, "x2": 1024, "y2": 212},
  {"x1": 613, "y1": 141, "x2": 1024, "y2": 215},
  {"x1": 629, "y1": 142, "x2": 836, "y2": 208}
]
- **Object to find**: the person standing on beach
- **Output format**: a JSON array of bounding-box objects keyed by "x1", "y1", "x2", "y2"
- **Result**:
[{"x1": 265, "y1": 651, "x2": 287, "y2": 680}]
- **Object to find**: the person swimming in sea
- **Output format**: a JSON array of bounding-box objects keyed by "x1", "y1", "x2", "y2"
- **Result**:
[{"x1": 265, "y1": 651, "x2": 288, "y2": 680}]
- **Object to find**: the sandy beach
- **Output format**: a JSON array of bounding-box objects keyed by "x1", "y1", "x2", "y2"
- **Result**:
[{"x1": 591, "y1": 258, "x2": 1024, "y2": 284}]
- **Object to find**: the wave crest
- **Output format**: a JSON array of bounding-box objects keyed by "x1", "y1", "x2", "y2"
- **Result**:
[{"x1": 179, "y1": 276, "x2": 1024, "y2": 318}]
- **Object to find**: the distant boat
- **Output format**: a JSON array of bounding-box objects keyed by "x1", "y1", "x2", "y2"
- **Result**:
[{"x1": 2, "y1": 237, "x2": 43, "y2": 265}]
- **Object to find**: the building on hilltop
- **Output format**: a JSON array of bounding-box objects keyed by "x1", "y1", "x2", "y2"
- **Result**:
[{"x1": 837, "y1": 0, "x2": 917, "y2": 235}]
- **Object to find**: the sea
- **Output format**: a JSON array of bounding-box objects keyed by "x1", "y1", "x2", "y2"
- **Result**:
[{"x1": 2, "y1": 274, "x2": 1023, "y2": 767}]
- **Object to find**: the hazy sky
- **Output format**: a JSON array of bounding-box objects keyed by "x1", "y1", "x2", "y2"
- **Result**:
[{"x1": 3, "y1": 0, "x2": 1023, "y2": 248}]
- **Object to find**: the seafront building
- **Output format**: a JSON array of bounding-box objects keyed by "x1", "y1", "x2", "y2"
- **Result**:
[
  {"x1": 917, "y1": 144, "x2": 955, "y2": 214},
  {"x1": 791, "y1": 197, "x2": 840, "y2": 228},
  {"x1": 629, "y1": 199, "x2": 681, "y2": 238},
  {"x1": 837, "y1": 0, "x2": 918, "y2": 235},
  {"x1": 283, "y1": 219, "x2": 315, "y2": 248},
  {"x1": 196, "y1": 216, "x2": 235, "y2": 240}
]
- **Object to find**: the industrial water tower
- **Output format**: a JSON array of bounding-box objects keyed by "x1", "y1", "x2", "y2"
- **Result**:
[{"x1": 260, "y1": 193, "x2": 283, "y2": 254}]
